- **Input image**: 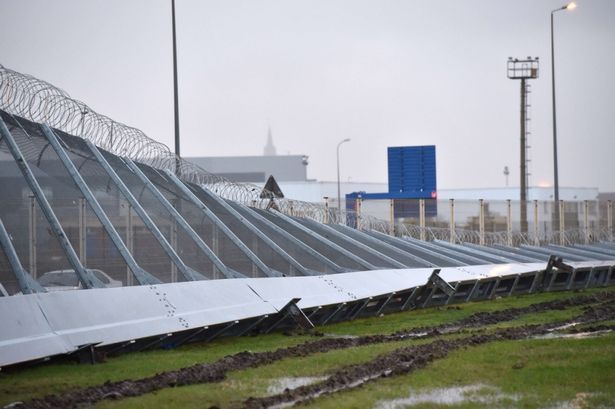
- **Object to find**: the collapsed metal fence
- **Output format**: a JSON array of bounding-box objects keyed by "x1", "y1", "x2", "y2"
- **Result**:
[{"x1": 0, "y1": 64, "x2": 614, "y2": 368}]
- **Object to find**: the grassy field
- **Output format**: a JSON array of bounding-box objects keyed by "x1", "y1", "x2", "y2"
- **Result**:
[{"x1": 1, "y1": 287, "x2": 613, "y2": 409}]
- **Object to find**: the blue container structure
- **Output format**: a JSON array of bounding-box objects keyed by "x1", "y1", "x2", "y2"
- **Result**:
[
  {"x1": 387, "y1": 145, "x2": 436, "y2": 196},
  {"x1": 346, "y1": 145, "x2": 437, "y2": 226}
]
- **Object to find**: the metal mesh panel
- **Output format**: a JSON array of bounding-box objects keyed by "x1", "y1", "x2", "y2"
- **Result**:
[
  {"x1": 135, "y1": 164, "x2": 259, "y2": 277},
  {"x1": 292, "y1": 218, "x2": 396, "y2": 269},
  {"x1": 2, "y1": 113, "x2": 139, "y2": 284},
  {"x1": 189, "y1": 188, "x2": 295, "y2": 276},
  {"x1": 328, "y1": 225, "x2": 428, "y2": 268},
  {"x1": 229, "y1": 203, "x2": 340, "y2": 274},
  {"x1": 252, "y1": 208, "x2": 368, "y2": 271}
]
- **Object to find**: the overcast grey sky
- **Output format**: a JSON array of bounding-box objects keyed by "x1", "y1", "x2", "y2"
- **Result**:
[{"x1": 1, "y1": 0, "x2": 614, "y2": 191}]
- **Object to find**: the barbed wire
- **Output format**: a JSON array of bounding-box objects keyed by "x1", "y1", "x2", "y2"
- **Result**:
[
  {"x1": 7, "y1": 63, "x2": 601, "y2": 246},
  {"x1": 0, "y1": 63, "x2": 363, "y2": 222}
]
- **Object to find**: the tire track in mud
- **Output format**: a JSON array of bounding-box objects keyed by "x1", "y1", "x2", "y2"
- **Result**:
[
  {"x1": 240, "y1": 301, "x2": 615, "y2": 409},
  {"x1": 12, "y1": 291, "x2": 615, "y2": 409}
]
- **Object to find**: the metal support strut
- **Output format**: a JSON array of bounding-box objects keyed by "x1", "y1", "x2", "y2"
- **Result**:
[
  {"x1": 39, "y1": 124, "x2": 160, "y2": 285},
  {"x1": 0, "y1": 116, "x2": 103, "y2": 288}
]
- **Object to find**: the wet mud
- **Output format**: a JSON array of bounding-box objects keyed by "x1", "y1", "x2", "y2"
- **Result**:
[
  {"x1": 12, "y1": 291, "x2": 614, "y2": 409},
  {"x1": 240, "y1": 299, "x2": 615, "y2": 409}
]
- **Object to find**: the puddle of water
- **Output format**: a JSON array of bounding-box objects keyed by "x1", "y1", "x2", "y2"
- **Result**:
[
  {"x1": 267, "y1": 376, "x2": 327, "y2": 395},
  {"x1": 398, "y1": 332, "x2": 429, "y2": 339},
  {"x1": 549, "y1": 322, "x2": 580, "y2": 332},
  {"x1": 323, "y1": 333, "x2": 359, "y2": 339},
  {"x1": 533, "y1": 330, "x2": 611, "y2": 340},
  {"x1": 375, "y1": 384, "x2": 520, "y2": 409},
  {"x1": 544, "y1": 392, "x2": 601, "y2": 409}
]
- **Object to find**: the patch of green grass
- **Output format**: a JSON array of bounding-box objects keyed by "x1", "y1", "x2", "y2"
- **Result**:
[
  {"x1": 307, "y1": 332, "x2": 615, "y2": 408},
  {"x1": 0, "y1": 333, "x2": 309, "y2": 407}
]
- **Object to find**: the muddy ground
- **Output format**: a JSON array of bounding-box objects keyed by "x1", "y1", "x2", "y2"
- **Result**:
[
  {"x1": 12, "y1": 291, "x2": 615, "y2": 409},
  {"x1": 240, "y1": 299, "x2": 615, "y2": 408}
]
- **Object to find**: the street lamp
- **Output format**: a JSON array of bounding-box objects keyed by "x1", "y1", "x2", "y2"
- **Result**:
[
  {"x1": 172, "y1": 0, "x2": 181, "y2": 174},
  {"x1": 551, "y1": 1, "x2": 576, "y2": 222},
  {"x1": 336, "y1": 138, "x2": 351, "y2": 222}
]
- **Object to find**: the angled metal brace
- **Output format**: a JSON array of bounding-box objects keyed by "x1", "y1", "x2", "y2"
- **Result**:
[
  {"x1": 349, "y1": 297, "x2": 372, "y2": 320},
  {"x1": 84, "y1": 141, "x2": 204, "y2": 282},
  {"x1": 605, "y1": 266, "x2": 614, "y2": 287},
  {"x1": 401, "y1": 287, "x2": 421, "y2": 311},
  {"x1": 0, "y1": 216, "x2": 46, "y2": 294},
  {"x1": 195, "y1": 186, "x2": 309, "y2": 276},
  {"x1": 465, "y1": 280, "x2": 481, "y2": 301},
  {"x1": 163, "y1": 170, "x2": 275, "y2": 277},
  {"x1": 319, "y1": 302, "x2": 347, "y2": 326},
  {"x1": 0, "y1": 117, "x2": 103, "y2": 288},
  {"x1": 133, "y1": 333, "x2": 174, "y2": 353},
  {"x1": 375, "y1": 292, "x2": 395, "y2": 316},
  {"x1": 308, "y1": 306, "x2": 322, "y2": 319},
  {"x1": 299, "y1": 217, "x2": 409, "y2": 269},
  {"x1": 171, "y1": 326, "x2": 209, "y2": 348},
  {"x1": 508, "y1": 275, "x2": 521, "y2": 296},
  {"x1": 445, "y1": 282, "x2": 460, "y2": 305},
  {"x1": 421, "y1": 286, "x2": 438, "y2": 308},
  {"x1": 488, "y1": 278, "x2": 501, "y2": 299},
  {"x1": 265, "y1": 298, "x2": 313, "y2": 333},
  {"x1": 106, "y1": 339, "x2": 136, "y2": 356},
  {"x1": 271, "y1": 210, "x2": 377, "y2": 271},
  {"x1": 124, "y1": 159, "x2": 232, "y2": 279},
  {"x1": 236, "y1": 314, "x2": 270, "y2": 337},
  {"x1": 528, "y1": 270, "x2": 543, "y2": 294},
  {"x1": 39, "y1": 124, "x2": 159, "y2": 285},
  {"x1": 70, "y1": 343, "x2": 101, "y2": 365},
  {"x1": 202, "y1": 321, "x2": 238, "y2": 343},
  {"x1": 566, "y1": 269, "x2": 579, "y2": 290},
  {"x1": 583, "y1": 268, "x2": 595, "y2": 289},
  {"x1": 230, "y1": 202, "x2": 346, "y2": 274}
]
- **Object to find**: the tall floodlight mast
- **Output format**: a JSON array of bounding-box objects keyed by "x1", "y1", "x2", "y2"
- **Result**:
[{"x1": 507, "y1": 57, "x2": 539, "y2": 233}]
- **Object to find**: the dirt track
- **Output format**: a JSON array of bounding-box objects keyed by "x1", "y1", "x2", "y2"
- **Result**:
[
  {"x1": 240, "y1": 299, "x2": 615, "y2": 408},
  {"x1": 13, "y1": 291, "x2": 615, "y2": 409}
]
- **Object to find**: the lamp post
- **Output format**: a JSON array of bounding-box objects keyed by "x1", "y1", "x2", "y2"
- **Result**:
[
  {"x1": 551, "y1": 1, "x2": 576, "y2": 224},
  {"x1": 336, "y1": 138, "x2": 351, "y2": 222},
  {"x1": 172, "y1": 0, "x2": 180, "y2": 174}
]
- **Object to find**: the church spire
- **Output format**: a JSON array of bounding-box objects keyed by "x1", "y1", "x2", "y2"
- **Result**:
[{"x1": 264, "y1": 125, "x2": 277, "y2": 156}]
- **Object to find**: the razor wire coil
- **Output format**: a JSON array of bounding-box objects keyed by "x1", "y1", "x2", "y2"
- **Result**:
[{"x1": 0, "y1": 63, "x2": 368, "y2": 223}]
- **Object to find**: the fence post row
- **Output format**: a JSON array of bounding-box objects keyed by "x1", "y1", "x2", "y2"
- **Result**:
[
  {"x1": 559, "y1": 200, "x2": 565, "y2": 245},
  {"x1": 533, "y1": 200, "x2": 539, "y2": 246},
  {"x1": 609, "y1": 200, "x2": 613, "y2": 242},
  {"x1": 506, "y1": 199, "x2": 512, "y2": 246},
  {"x1": 419, "y1": 199, "x2": 426, "y2": 241},
  {"x1": 479, "y1": 199, "x2": 485, "y2": 246},
  {"x1": 449, "y1": 199, "x2": 455, "y2": 243},
  {"x1": 389, "y1": 199, "x2": 395, "y2": 236}
]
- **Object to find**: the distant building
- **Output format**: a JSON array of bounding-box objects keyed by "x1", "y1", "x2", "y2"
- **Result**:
[
  {"x1": 186, "y1": 128, "x2": 309, "y2": 183},
  {"x1": 186, "y1": 155, "x2": 309, "y2": 183}
]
